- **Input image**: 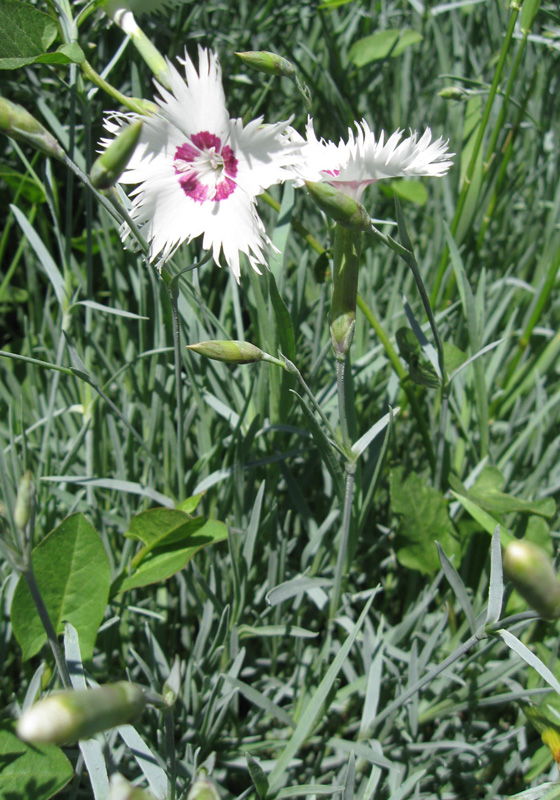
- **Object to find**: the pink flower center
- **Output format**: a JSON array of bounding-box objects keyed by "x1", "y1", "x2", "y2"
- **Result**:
[{"x1": 174, "y1": 131, "x2": 238, "y2": 203}]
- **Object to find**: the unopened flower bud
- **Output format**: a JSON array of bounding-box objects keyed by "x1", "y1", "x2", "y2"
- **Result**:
[
  {"x1": 14, "y1": 471, "x2": 34, "y2": 531},
  {"x1": 16, "y1": 682, "x2": 146, "y2": 745},
  {"x1": 186, "y1": 777, "x2": 221, "y2": 800},
  {"x1": 504, "y1": 540, "x2": 560, "y2": 619},
  {"x1": 186, "y1": 340, "x2": 264, "y2": 365},
  {"x1": 236, "y1": 51, "x2": 296, "y2": 79},
  {"x1": 438, "y1": 86, "x2": 468, "y2": 101},
  {"x1": 305, "y1": 181, "x2": 371, "y2": 232},
  {"x1": 0, "y1": 97, "x2": 65, "y2": 161},
  {"x1": 91, "y1": 121, "x2": 142, "y2": 190},
  {"x1": 109, "y1": 775, "x2": 156, "y2": 800}
]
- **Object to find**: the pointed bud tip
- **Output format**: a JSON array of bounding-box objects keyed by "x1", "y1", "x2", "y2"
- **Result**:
[{"x1": 91, "y1": 120, "x2": 143, "y2": 190}]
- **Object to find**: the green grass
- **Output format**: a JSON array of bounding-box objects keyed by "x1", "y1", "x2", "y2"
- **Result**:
[{"x1": 1, "y1": 0, "x2": 560, "y2": 798}]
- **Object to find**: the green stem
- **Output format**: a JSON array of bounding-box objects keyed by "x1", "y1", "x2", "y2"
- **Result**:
[
  {"x1": 23, "y1": 565, "x2": 72, "y2": 689},
  {"x1": 356, "y1": 296, "x2": 436, "y2": 473},
  {"x1": 430, "y1": 1, "x2": 521, "y2": 304},
  {"x1": 330, "y1": 226, "x2": 360, "y2": 362},
  {"x1": 167, "y1": 281, "x2": 185, "y2": 501},
  {"x1": 330, "y1": 465, "x2": 356, "y2": 620},
  {"x1": 81, "y1": 59, "x2": 152, "y2": 115}
]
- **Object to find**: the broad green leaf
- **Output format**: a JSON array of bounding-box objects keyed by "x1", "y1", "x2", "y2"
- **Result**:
[
  {"x1": 396, "y1": 327, "x2": 440, "y2": 388},
  {"x1": 391, "y1": 467, "x2": 459, "y2": 575},
  {"x1": 385, "y1": 180, "x2": 428, "y2": 206},
  {"x1": 176, "y1": 493, "x2": 204, "y2": 514},
  {"x1": 468, "y1": 467, "x2": 555, "y2": 517},
  {"x1": 0, "y1": 0, "x2": 57, "y2": 69},
  {"x1": 443, "y1": 341, "x2": 468, "y2": 374},
  {"x1": 11, "y1": 514, "x2": 111, "y2": 660},
  {"x1": 0, "y1": 721, "x2": 73, "y2": 800},
  {"x1": 349, "y1": 30, "x2": 423, "y2": 67},
  {"x1": 125, "y1": 507, "x2": 198, "y2": 549},
  {"x1": 119, "y1": 513, "x2": 227, "y2": 591}
]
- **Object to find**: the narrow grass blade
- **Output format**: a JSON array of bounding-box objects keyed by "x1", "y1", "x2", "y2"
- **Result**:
[
  {"x1": 497, "y1": 629, "x2": 560, "y2": 693},
  {"x1": 486, "y1": 525, "x2": 503, "y2": 626},
  {"x1": 436, "y1": 542, "x2": 476, "y2": 634}
]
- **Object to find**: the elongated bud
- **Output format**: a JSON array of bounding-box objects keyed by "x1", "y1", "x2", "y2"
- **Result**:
[
  {"x1": 186, "y1": 777, "x2": 221, "y2": 800},
  {"x1": 236, "y1": 50, "x2": 296, "y2": 79},
  {"x1": 0, "y1": 97, "x2": 64, "y2": 161},
  {"x1": 504, "y1": 540, "x2": 560, "y2": 619},
  {"x1": 438, "y1": 86, "x2": 468, "y2": 100},
  {"x1": 305, "y1": 181, "x2": 371, "y2": 232},
  {"x1": 109, "y1": 775, "x2": 157, "y2": 800},
  {"x1": 186, "y1": 340, "x2": 264, "y2": 365},
  {"x1": 14, "y1": 471, "x2": 34, "y2": 531},
  {"x1": 16, "y1": 682, "x2": 146, "y2": 745},
  {"x1": 91, "y1": 121, "x2": 142, "y2": 189}
]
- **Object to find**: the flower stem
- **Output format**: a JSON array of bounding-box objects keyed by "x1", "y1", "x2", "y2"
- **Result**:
[
  {"x1": 23, "y1": 565, "x2": 72, "y2": 689},
  {"x1": 330, "y1": 465, "x2": 356, "y2": 619},
  {"x1": 81, "y1": 59, "x2": 153, "y2": 115},
  {"x1": 164, "y1": 277, "x2": 185, "y2": 502}
]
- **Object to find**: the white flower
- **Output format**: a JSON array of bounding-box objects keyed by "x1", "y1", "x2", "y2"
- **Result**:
[
  {"x1": 103, "y1": 47, "x2": 301, "y2": 281},
  {"x1": 293, "y1": 117, "x2": 454, "y2": 201}
]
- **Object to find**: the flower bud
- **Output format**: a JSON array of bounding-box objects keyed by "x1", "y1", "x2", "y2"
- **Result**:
[
  {"x1": 91, "y1": 121, "x2": 142, "y2": 190},
  {"x1": 236, "y1": 51, "x2": 296, "y2": 79},
  {"x1": 504, "y1": 540, "x2": 560, "y2": 619},
  {"x1": 186, "y1": 777, "x2": 221, "y2": 800},
  {"x1": 109, "y1": 775, "x2": 157, "y2": 800},
  {"x1": 186, "y1": 340, "x2": 264, "y2": 365},
  {"x1": 305, "y1": 181, "x2": 371, "y2": 232},
  {"x1": 14, "y1": 471, "x2": 34, "y2": 531},
  {"x1": 0, "y1": 97, "x2": 65, "y2": 161},
  {"x1": 16, "y1": 682, "x2": 146, "y2": 745},
  {"x1": 438, "y1": 87, "x2": 468, "y2": 101}
]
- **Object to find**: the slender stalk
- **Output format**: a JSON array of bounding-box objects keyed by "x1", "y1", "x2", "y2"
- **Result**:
[
  {"x1": 23, "y1": 566, "x2": 72, "y2": 689},
  {"x1": 81, "y1": 59, "x2": 152, "y2": 115},
  {"x1": 336, "y1": 359, "x2": 352, "y2": 453},
  {"x1": 356, "y1": 296, "x2": 436, "y2": 473},
  {"x1": 330, "y1": 466, "x2": 356, "y2": 620},
  {"x1": 167, "y1": 281, "x2": 185, "y2": 501}
]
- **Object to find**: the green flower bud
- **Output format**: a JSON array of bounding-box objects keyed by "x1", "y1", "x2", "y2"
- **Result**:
[
  {"x1": 14, "y1": 471, "x2": 34, "y2": 531},
  {"x1": 186, "y1": 340, "x2": 264, "y2": 365},
  {"x1": 0, "y1": 97, "x2": 65, "y2": 161},
  {"x1": 438, "y1": 86, "x2": 468, "y2": 100},
  {"x1": 16, "y1": 682, "x2": 146, "y2": 745},
  {"x1": 236, "y1": 51, "x2": 296, "y2": 79},
  {"x1": 305, "y1": 181, "x2": 371, "y2": 232},
  {"x1": 504, "y1": 540, "x2": 560, "y2": 619},
  {"x1": 91, "y1": 121, "x2": 143, "y2": 190},
  {"x1": 186, "y1": 777, "x2": 221, "y2": 800}
]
